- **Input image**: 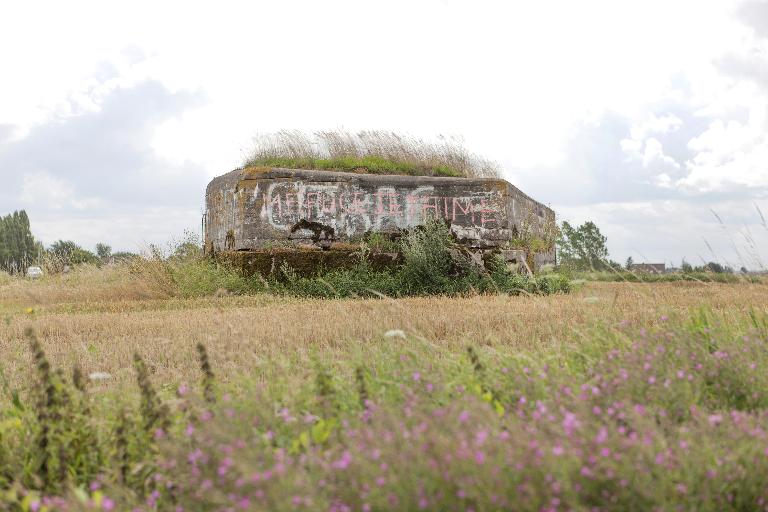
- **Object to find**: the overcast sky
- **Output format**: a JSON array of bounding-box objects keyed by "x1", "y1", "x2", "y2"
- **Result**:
[{"x1": 1, "y1": 0, "x2": 767, "y2": 268}]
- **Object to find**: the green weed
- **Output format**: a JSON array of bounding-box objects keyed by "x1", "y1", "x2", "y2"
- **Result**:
[{"x1": 146, "y1": 218, "x2": 571, "y2": 299}]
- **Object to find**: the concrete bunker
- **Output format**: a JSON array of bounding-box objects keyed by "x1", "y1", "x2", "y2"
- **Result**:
[{"x1": 204, "y1": 167, "x2": 556, "y2": 274}]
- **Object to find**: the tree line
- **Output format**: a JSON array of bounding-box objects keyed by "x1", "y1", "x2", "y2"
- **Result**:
[
  {"x1": 557, "y1": 220, "x2": 739, "y2": 273},
  {"x1": 0, "y1": 210, "x2": 137, "y2": 274},
  {"x1": 1, "y1": 209, "x2": 740, "y2": 275}
]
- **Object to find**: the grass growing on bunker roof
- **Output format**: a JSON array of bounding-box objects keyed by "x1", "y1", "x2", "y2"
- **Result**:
[{"x1": 244, "y1": 130, "x2": 501, "y2": 178}]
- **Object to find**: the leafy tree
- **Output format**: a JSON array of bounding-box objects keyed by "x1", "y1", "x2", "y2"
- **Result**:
[
  {"x1": 48, "y1": 240, "x2": 99, "y2": 266},
  {"x1": 112, "y1": 251, "x2": 139, "y2": 262},
  {"x1": 96, "y1": 243, "x2": 112, "y2": 261},
  {"x1": 173, "y1": 242, "x2": 202, "y2": 261},
  {"x1": 700, "y1": 261, "x2": 733, "y2": 274},
  {"x1": 625, "y1": 256, "x2": 634, "y2": 270},
  {"x1": 0, "y1": 210, "x2": 42, "y2": 273},
  {"x1": 556, "y1": 221, "x2": 609, "y2": 270}
]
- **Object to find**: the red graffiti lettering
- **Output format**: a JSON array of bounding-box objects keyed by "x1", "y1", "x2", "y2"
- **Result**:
[
  {"x1": 479, "y1": 198, "x2": 496, "y2": 228},
  {"x1": 452, "y1": 197, "x2": 471, "y2": 222},
  {"x1": 421, "y1": 195, "x2": 439, "y2": 216}
]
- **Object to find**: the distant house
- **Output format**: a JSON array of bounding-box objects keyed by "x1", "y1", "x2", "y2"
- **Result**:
[{"x1": 630, "y1": 263, "x2": 666, "y2": 274}]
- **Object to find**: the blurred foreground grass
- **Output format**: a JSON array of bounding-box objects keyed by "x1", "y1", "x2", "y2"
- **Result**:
[{"x1": 1, "y1": 267, "x2": 767, "y2": 510}]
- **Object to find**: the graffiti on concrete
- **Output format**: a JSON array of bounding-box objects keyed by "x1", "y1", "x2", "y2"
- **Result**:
[
  {"x1": 258, "y1": 182, "x2": 501, "y2": 236},
  {"x1": 204, "y1": 167, "x2": 556, "y2": 258}
]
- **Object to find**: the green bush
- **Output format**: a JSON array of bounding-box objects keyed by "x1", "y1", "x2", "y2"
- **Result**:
[
  {"x1": 269, "y1": 219, "x2": 571, "y2": 298},
  {"x1": 47, "y1": 240, "x2": 100, "y2": 267},
  {"x1": 270, "y1": 259, "x2": 400, "y2": 299},
  {"x1": 397, "y1": 217, "x2": 465, "y2": 295},
  {"x1": 169, "y1": 259, "x2": 264, "y2": 297},
  {"x1": 133, "y1": 219, "x2": 570, "y2": 300}
]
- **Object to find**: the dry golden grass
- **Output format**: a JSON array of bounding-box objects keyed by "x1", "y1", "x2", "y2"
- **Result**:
[
  {"x1": 0, "y1": 264, "x2": 167, "y2": 309},
  {"x1": 246, "y1": 129, "x2": 501, "y2": 178},
  {"x1": 1, "y1": 266, "x2": 766, "y2": 397}
]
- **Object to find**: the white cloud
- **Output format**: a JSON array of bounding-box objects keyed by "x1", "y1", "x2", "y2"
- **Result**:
[
  {"x1": 0, "y1": 80, "x2": 208, "y2": 250},
  {"x1": 654, "y1": 173, "x2": 674, "y2": 189},
  {"x1": 620, "y1": 115, "x2": 684, "y2": 182},
  {"x1": 680, "y1": 105, "x2": 768, "y2": 191},
  {"x1": 629, "y1": 114, "x2": 684, "y2": 141},
  {"x1": 643, "y1": 138, "x2": 681, "y2": 169},
  {"x1": 20, "y1": 172, "x2": 101, "y2": 211},
  {"x1": 0, "y1": 0, "x2": 747, "y2": 170},
  {"x1": 30, "y1": 207, "x2": 202, "y2": 253}
]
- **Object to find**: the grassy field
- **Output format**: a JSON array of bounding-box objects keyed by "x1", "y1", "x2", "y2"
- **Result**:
[
  {"x1": 1, "y1": 266, "x2": 762, "y2": 392},
  {"x1": 1, "y1": 266, "x2": 767, "y2": 510}
]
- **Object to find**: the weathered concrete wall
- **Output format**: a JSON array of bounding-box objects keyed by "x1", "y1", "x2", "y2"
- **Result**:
[{"x1": 205, "y1": 167, "x2": 555, "y2": 265}]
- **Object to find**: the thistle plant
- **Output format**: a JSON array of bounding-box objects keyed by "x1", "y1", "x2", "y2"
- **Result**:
[
  {"x1": 196, "y1": 343, "x2": 215, "y2": 404},
  {"x1": 26, "y1": 327, "x2": 57, "y2": 489},
  {"x1": 71, "y1": 365, "x2": 86, "y2": 395},
  {"x1": 467, "y1": 345, "x2": 504, "y2": 416},
  {"x1": 24, "y1": 329, "x2": 104, "y2": 491},
  {"x1": 466, "y1": 345, "x2": 484, "y2": 376},
  {"x1": 114, "y1": 408, "x2": 129, "y2": 484},
  {"x1": 315, "y1": 362, "x2": 337, "y2": 419},
  {"x1": 133, "y1": 352, "x2": 169, "y2": 432},
  {"x1": 53, "y1": 369, "x2": 72, "y2": 485},
  {"x1": 71, "y1": 363, "x2": 91, "y2": 419},
  {"x1": 355, "y1": 366, "x2": 369, "y2": 409}
]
